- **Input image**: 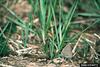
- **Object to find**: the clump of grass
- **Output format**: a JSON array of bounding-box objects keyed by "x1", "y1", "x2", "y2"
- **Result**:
[
  {"x1": 0, "y1": 0, "x2": 100, "y2": 63},
  {"x1": 27, "y1": 0, "x2": 100, "y2": 62},
  {"x1": 27, "y1": 0, "x2": 79, "y2": 59}
]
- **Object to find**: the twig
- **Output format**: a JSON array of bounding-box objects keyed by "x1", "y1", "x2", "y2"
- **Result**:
[
  {"x1": 94, "y1": 33, "x2": 100, "y2": 39},
  {"x1": 9, "y1": 39, "x2": 19, "y2": 49},
  {"x1": 84, "y1": 38, "x2": 98, "y2": 59},
  {"x1": 0, "y1": 64, "x2": 14, "y2": 67},
  {"x1": 72, "y1": 34, "x2": 82, "y2": 53},
  {"x1": 16, "y1": 47, "x2": 32, "y2": 55}
]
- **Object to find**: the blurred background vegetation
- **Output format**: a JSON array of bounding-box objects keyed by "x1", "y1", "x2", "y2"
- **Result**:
[{"x1": 0, "y1": 0, "x2": 100, "y2": 63}]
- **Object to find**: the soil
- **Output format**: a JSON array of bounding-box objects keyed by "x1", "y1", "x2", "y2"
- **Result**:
[{"x1": 0, "y1": 49, "x2": 79, "y2": 67}]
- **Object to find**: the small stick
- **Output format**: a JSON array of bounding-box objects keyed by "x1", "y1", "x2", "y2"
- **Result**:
[{"x1": 72, "y1": 34, "x2": 82, "y2": 53}]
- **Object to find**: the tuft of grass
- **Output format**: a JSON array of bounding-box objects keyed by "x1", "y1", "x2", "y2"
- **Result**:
[{"x1": 0, "y1": 0, "x2": 100, "y2": 63}]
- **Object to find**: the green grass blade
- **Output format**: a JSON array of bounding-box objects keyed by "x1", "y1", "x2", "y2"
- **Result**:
[{"x1": 61, "y1": 0, "x2": 79, "y2": 45}]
